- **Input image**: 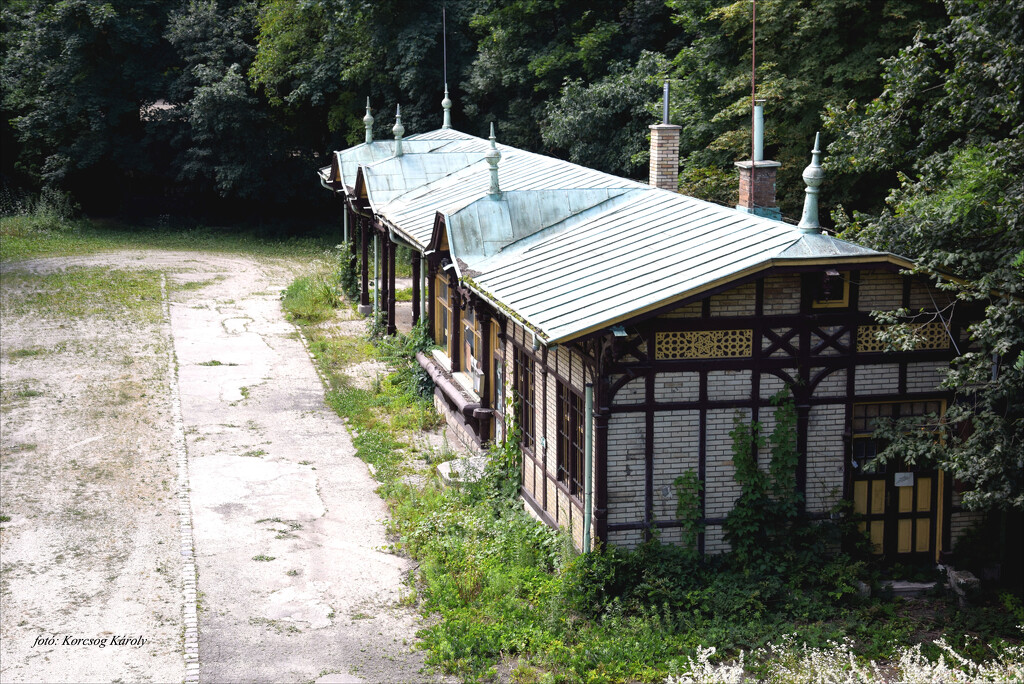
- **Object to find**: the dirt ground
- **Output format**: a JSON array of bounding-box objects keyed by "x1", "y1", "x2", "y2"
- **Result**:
[{"x1": 0, "y1": 251, "x2": 450, "y2": 683}]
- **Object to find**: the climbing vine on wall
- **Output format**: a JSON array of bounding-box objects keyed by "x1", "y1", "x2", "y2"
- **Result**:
[
  {"x1": 723, "y1": 390, "x2": 804, "y2": 571},
  {"x1": 673, "y1": 470, "x2": 704, "y2": 554}
]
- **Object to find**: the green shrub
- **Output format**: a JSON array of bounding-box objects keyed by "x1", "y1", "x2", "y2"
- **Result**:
[{"x1": 281, "y1": 273, "x2": 341, "y2": 324}]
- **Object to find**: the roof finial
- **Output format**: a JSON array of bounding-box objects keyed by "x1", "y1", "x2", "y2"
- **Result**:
[
  {"x1": 797, "y1": 132, "x2": 824, "y2": 234},
  {"x1": 442, "y1": 83, "x2": 453, "y2": 129},
  {"x1": 485, "y1": 122, "x2": 501, "y2": 196},
  {"x1": 363, "y1": 98, "x2": 374, "y2": 144},
  {"x1": 393, "y1": 104, "x2": 405, "y2": 157}
]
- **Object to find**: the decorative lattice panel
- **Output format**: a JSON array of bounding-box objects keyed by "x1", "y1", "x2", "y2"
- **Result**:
[
  {"x1": 857, "y1": 322, "x2": 951, "y2": 353},
  {"x1": 656, "y1": 330, "x2": 753, "y2": 360}
]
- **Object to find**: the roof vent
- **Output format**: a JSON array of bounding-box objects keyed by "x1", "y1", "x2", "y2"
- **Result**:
[
  {"x1": 648, "y1": 81, "x2": 681, "y2": 192},
  {"x1": 797, "y1": 132, "x2": 824, "y2": 234},
  {"x1": 485, "y1": 123, "x2": 501, "y2": 195},
  {"x1": 735, "y1": 100, "x2": 781, "y2": 220},
  {"x1": 442, "y1": 84, "x2": 453, "y2": 129},
  {"x1": 392, "y1": 105, "x2": 405, "y2": 157},
  {"x1": 363, "y1": 98, "x2": 374, "y2": 144}
]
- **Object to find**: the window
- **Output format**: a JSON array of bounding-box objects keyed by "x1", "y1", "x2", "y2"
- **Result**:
[
  {"x1": 490, "y1": 325, "x2": 504, "y2": 441},
  {"x1": 557, "y1": 382, "x2": 585, "y2": 498},
  {"x1": 852, "y1": 400, "x2": 944, "y2": 471},
  {"x1": 461, "y1": 305, "x2": 483, "y2": 392},
  {"x1": 435, "y1": 274, "x2": 453, "y2": 356},
  {"x1": 812, "y1": 271, "x2": 849, "y2": 308},
  {"x1": 513, "y1": 347, "x2": 535, "y2": 451}
]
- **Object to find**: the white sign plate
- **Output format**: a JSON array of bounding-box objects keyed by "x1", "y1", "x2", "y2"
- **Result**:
[{"x1": 894, "y1": 472, "x2": 915, "y2": 487}]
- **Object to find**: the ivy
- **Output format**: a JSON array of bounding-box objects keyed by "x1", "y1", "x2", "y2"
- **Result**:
[
  {"x1": 672, "y1": 470, "x2": 704, "y2": 553},
  {"x1": 723, "y1": 390, "x2": 805, "y2": 572}
]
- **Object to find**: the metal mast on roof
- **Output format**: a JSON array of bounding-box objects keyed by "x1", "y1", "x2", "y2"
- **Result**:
[
  {"x1": 751, "y1": 0, "x2": 757, "y2": 206},
  {"x1": 441, "y1": 6, "x2": 453, "y2": 129}
]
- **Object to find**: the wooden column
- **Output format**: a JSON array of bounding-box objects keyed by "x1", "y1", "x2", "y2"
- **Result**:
[
  {"x1": 358, "y1": 216, "x2": 371, "y2": 314},
  {"x1": 380, "y1": 229, "x2": 390, "y2": 328},
  {"x1": 387, "y1": 237, "x2": 397, "y2": 335},
  {"x1": 426, "y1": 259, "x2": 438, "y2": 341},
  {"x1": 411, "y1": 251, "x2": 421, "y2": 325}
]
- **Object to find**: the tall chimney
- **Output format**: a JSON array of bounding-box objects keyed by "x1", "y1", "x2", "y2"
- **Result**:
[
  {"x1": 649, "y1": 80, "x2": 681, "y2": 191},
  {"x1": 735, "y1": 101, "x2": 781, "y2": 220}
]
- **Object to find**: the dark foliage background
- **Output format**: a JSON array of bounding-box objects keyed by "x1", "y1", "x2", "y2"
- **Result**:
[{"x1": 2, "y1": 0, "x2": 1021, "y2": 512}]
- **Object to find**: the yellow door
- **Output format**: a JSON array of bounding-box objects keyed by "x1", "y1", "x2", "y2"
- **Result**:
[{"x1": 852, "y1": 470, "x2": 942, "y2": 560}]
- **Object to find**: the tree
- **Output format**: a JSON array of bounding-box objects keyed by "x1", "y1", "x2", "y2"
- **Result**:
[
  {"x1": 465, "y1": 0, "x2": 679, "y2": 153},
  {"x1": 165, "y1": 0, "x2": 308, "y2": 203},
  {"x1": 1, "y1": 0, "x2": 176, "y2": 210},
  {"x1": 541, "y1": 52, "x2": 669, "y2": 178},
  {"x1": 250, "y1": 0, "x2": 477, "y2": 149},
  {"x1": 665, "y1": 0, "x2": 945, "y2": 218},
  {"x1": 828, "y1": 0, "x2": 1024, "y2": 511}
]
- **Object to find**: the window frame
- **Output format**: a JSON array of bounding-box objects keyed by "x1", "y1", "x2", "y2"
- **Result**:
[
  {"x1": 435, "y1": 273, "x2": 454, "y2": 358},
  {"x1": 512, "y1": 346, "x2": 535, "y2": 452},
  {"x1": 556, "y1": 381, "x2": 585, "y2": 499},
  {"x1": 812, "y1": 271, "x2": 850, "y2": 308},
  {"x1": 851, "y1": 399, "x2": 946, "y2": 473}
]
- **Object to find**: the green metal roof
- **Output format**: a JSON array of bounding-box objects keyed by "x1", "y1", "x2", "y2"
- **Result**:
[{"x1": 319, "y1": 127, "x2": 904, "y2": 344}]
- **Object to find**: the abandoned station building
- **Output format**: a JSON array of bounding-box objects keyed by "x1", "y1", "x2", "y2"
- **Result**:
[{"x1": 318, "y1": 94, "x2": 981, "y2": 562}]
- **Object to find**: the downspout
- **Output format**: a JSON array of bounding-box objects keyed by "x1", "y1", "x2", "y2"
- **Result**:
[
  {"x1": 421, "y1": 260, "x2": 427, "y2": 325},
  {"x1": 343, "y1": 204, "x2": 349, "y2": 244},
  {"x1": 583, "y1": 382, "x2": 594, "y2": 553}
]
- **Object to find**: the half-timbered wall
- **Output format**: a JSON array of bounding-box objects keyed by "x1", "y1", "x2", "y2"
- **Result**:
[
  {"x1": 602, "y1": 267, "x2": 972, "y2": 557},
  {"x1": 423, "y1": 262, "x2": 977, "y2": 559},
  {"x1": 505, "y1": 320, "x2": 595, "y2": 551}
]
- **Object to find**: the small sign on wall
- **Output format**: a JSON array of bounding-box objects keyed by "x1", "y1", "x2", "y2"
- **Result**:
[{"x1": 894, "y1": 472, "x2": 915, "y2": 487}]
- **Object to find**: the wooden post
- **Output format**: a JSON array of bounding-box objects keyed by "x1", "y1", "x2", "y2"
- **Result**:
[
  {"x1": 411, "y1": 252, "x2": 421, "y2": 325},
  {"x1": 378, "y1": 229, "x2": 388, "y2": 322},
  {"x1": 358, "y1": 216, "x2": 371, "y2": 315},
  {"x1": 387, "y1": 236, "x2": 397, "y2": 335}
]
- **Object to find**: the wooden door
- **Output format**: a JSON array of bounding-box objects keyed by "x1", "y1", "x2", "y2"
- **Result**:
[
  {"x1": 851, "y1": 400, "x2": 946, "y2": 561},
  {"x1": 853, "y1": 470, "x2": 939, "y2": 559}
]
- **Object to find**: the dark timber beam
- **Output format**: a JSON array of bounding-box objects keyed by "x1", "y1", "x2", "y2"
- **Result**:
[
  {"x1": 358, "y1": 217, "x2": 371, "y2": 315},
  {"x1": 387, "y1": 235, "x2": 397, "y2": 335},
  {"x1": 411, "y1": 252, "x2": 421, "y2": 325}
]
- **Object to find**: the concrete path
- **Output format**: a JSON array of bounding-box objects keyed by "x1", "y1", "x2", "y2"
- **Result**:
[{"x1": 167, "y1": 259, "x2": 440, "y2": 683}]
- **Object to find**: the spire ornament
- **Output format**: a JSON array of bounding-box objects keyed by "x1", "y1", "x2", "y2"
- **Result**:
[
  {"x1": 363, "y1": 98, "x2": 374, "y2": 144},
  {"x1": 485, "y1": 123, "x2": 501, "y2": 196},
  {"x1": 393, "y1": 105, "x2": 405, "y2": 157},
  {"x1": 442, "y1": 84, "x2": 453, "y2": 129},
  {"x1": 797, "y1": 132, "x2": 824, "y2": 234}
]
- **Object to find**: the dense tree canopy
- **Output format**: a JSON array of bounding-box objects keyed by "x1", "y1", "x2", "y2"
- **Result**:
[
  {"x1": 1, "y1": 0, "x2": 176, "y2": 210},
  {"x1": 1, "y1": 0, "x2": 1019, "y2": 510},
  {"x1": 828, "y1": 0, "x2": 1023, "y2": 511}
]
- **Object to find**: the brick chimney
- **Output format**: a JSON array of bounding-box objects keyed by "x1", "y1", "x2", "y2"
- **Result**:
[
  {"x1": 649, "y1": 81, "x2": 680, "y2": 191},
  {"x1": 735, "y1": 102, "x2": 781, "y2": 220}
]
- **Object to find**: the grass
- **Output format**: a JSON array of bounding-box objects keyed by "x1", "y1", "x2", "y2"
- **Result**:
[
  {"x1": 284, "y1": 268, "x2": 1024, "y2": 683},
  {"x1": 0, "y1": 267, "x2": 164, "y2": 323},
  {"x1": 176, "y1": 276, "x2": 225, "y2": 291},
  {"x1": 252, "y1": 554, "x2": 275, "y2": 562},
  {"x1": 7, "y1": 347, "x2": 47, "y2": 359},
  {"x1": 0, "y1": 213, "x2": 331, "y2": 263},
  {"x1": 281, "y1": 273, "x2": 341, "y2": 324}
]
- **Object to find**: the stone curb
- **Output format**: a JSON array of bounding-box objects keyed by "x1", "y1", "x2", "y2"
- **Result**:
[{"x1": 162, "y1": 275, "x2": 201, "y2": 684}]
